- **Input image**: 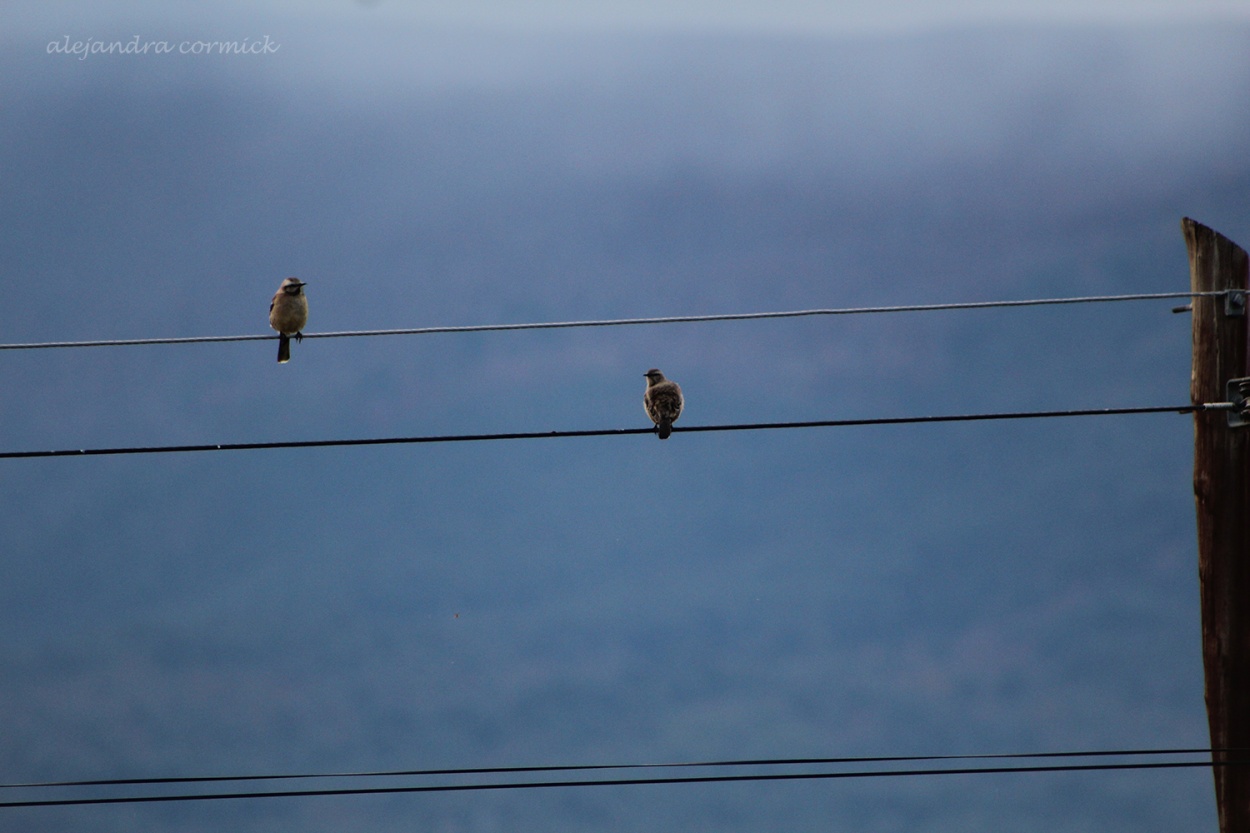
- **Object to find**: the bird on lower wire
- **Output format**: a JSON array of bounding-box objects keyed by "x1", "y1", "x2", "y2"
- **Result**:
[
  {"x1": 269, "y1": 277, "x2": 308, "y2": 363},
  {"x1": 643, "y1": 368, "x2": 683, "y2": 439}
]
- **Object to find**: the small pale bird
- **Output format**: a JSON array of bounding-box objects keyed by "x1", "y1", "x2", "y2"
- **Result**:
[
  {"x1": 269, "y1": 277, "x2": 308, "y2": 363},
  {"x1": 643, "y1": 368, "x2": 683, "y2": 439}
]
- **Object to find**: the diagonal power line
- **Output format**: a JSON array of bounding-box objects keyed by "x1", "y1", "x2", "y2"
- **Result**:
[
  {"x1": 0, "y1": 291, "x2": 1230, "y2": 351},
  {"x1": 0, "y1": 759, "x2": 1241, "y2": 809},
  {"x1": 0, "y1": 405, "x2": 1219, "y2": 460},
  {"x1": 0, "y1": 746, "x2": 1221, "y2": 790}
]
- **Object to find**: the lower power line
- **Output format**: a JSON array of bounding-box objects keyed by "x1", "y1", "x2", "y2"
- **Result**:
[
  {"x1": 0, "y1": 759, "x2": 1239, "y2": 809},
  {"x1": 0, "y1": 404, "x2": 1214, "y2": 460}
]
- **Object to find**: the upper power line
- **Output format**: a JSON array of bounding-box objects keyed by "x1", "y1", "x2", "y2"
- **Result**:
[
  {"x1": 0, "y1": 746, "x2": 1220, "y2": 790},
  {"x1": 0, "y1": 291, "x2": 1229, "y2": 351}
]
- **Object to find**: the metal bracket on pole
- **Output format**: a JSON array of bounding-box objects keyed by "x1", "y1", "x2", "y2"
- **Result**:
[
  {"x1": 1227, "y1": 377, "x2": 1250, "y2": 427},
  {"x1": 1226, "y1": 289, "x2": 1246, "y2": 317}
]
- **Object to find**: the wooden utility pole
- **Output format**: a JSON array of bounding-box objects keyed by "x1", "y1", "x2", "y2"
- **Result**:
[{"x1": 1185, "y1": 217, "x2": 1250, "y2": 833}]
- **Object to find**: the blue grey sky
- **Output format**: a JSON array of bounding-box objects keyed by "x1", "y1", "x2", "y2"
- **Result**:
[
  {"x1": 1, "y1": 2, "x2": 1249, "y2": 831},
  {"x1": 10, "y1": 0, "x2": 1250, "y2": 30}
]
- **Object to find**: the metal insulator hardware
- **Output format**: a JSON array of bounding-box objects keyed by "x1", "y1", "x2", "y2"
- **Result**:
[
  {"x1": 1227, "y1": 377, "x2": 1250, "y2": 427},
  {"x1": 1226, "y1": 290, "x2": 1247, "y2": 317}
]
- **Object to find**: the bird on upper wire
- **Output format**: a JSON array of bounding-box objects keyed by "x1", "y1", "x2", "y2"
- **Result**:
[
  {"x1": 269, "y1": 277, "x2": 308, "y2": 363},
  {"x1": 643, "y1": 368, "x2": 683, "y2": 439}
]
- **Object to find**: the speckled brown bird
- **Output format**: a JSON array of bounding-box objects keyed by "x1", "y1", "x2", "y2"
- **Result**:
[
  {"x1": 643, "y1": 368, "x2": 683, "y2": 439},
  {"x1": 269, "y1": 277, "x2": 308, "y2": 364}
]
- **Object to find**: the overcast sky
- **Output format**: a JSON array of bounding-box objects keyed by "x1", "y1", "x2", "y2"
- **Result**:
[
  {"x1": 2, "y1": 3, "x2": 1248, "y2": 832},
  {"x1": 9, "y1": 0, "x2": 1250, "y2": 33}
]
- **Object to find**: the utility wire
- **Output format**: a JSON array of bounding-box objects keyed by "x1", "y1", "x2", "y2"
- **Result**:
[
  {"x1": 0, "y1": 759, "x2": 1239, "y2": 809},
  {"x1": 0, "y1": 291, "x2": 1231, "y2": 351},
  {"x1": 0, "y1": 405, "x2": 1218, "y2": 460},
  {"x1": 0, "y1": 747, "x2": 1219, "y2": 790}
]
